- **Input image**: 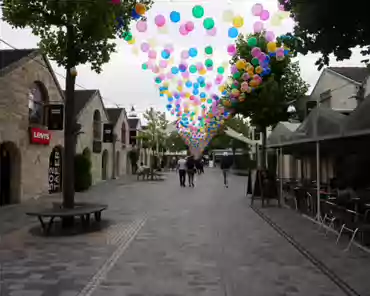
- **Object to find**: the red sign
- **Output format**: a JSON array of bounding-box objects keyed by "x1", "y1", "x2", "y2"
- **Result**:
[{"x1": 30, "y1": 127, "x2": 51, "y2": 145}]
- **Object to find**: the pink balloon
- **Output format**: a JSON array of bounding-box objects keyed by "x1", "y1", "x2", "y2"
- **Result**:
[
  {"x1": 179, "y1": 24, "x2": 188, "y2": 36},
  {"x1": 155, "y1": 14, "x2": 166, "y2": 27},
  {"x1": 185, "y1": 21, "x2": 194, "y2": 32},
  {"x1": 251, "y1": 47, "x2": 261, "y2": 57},
  {"x1": 231, "y1": 65, "x2": 238, "y2": 74},
  {"x1": 227, "y1": 44, "x2": 236, "y2": 55},
  {"x1": 251, "y1": 3, "x2": 263, "y2": 16},
  {"x1": 181, "y1": 50, "x2": 189, "y2": 59},
  {"x1": 265, "y1": 31, "x2": 275, "y2": 42},
  {"x1": 136, "y1": 21, "x2": 147, "y2": 32},
  {"x1": 206, "y1": 27, "x2": 217, "y2": 36},
  {"x1": 182, "y1": 71, "x2": 190, "y2": 79},
  {"x1": 140, "y1": 42, "x2": 150, "y2": 52},
  {"x1": 260, "y1": 10, "x2": 270, "y2": 21},
  {"x1": 152, "y1": 65, "x2": 159, "y2": 73},
  {"x1": 196, "y1": 62, "x2": 203, "y2": 70},
  {"x1": 166, "y1": 72, "x2": 174, "y2": 79},
  {"x1": 253, "y1": 21, "x2": 264, "y2": 33},
  {"x1": 148, "y1": 50, "x2": 157, "y2": 59},
  {"x1": 159, "y1": 60, "x2": 168, "y2": 68}
]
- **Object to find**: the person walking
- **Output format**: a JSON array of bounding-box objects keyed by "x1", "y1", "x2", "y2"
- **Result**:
[
  {"x1": 186, "y1": 155, "x2": 196, "y2": 187},
  {"x1": 220, "y1": 152, "x2": 232, "y2": 188},
  {"x1": 177, "y1": 157, "x2": 187, "y2": 187}
]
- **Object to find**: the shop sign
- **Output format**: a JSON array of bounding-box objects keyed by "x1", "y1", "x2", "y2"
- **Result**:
[
  {"x1": 30, "y1": 127, "x2": 51, "y2": 145},
  {"x1": 49, "y1": 148, "x2": 62, "y2": 193},
  {"x1": 103, "y1": 123, "x2": 114, "y2": 143},
  {"x1": 47, "y1": 104, "x2": 64, "y2": 130}
]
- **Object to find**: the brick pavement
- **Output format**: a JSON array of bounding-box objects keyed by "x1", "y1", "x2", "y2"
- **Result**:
[{"x1": 0, "y1": 170, "x2": 362, "y2": 295}]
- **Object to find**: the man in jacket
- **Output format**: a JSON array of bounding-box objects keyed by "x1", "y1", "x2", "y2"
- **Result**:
[{"x1": 220, "y1": 152, "x2": 232, "y2": 188}]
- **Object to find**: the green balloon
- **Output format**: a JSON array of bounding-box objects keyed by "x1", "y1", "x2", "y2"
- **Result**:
[
  {"x1": 123, "y1": 31, "x2": 133, "y2": 41},
  {"x1": 200, "y1": 82, "x2": 206, "y2": 87},
  {"x1": 189, "y1": 65, "x2": 197, "y2": 73},
  {"x1": 192, "y1": 5, "x2": 204, "y2": 18},
  {"x1": 205, "y1": 59, "x2": 213, "y2": 68},
  {"x1": 207, "y1": 99, "x2": 213, "y2": 104},
  {"x1": 251, "y1": 57, "x2": 259, "y2": 66},
  {"x1": 205, "y1": 46, "x2": 213, "y2": 55},
  {"x1": 217, "y1": 66, "x2": 225, "y2": 74},
  {"x1": 233, "y1": 72, "x2": 241, "y2": 79},
  {"x1": 142, "y1": 63, "x2": 148, "y2": 70},
  {"x1": 247, "y1": 37, "x2": 257, "y2": 47},
  {"x1": 203, "y1": 18, "x2": 215, "y2": 30}
]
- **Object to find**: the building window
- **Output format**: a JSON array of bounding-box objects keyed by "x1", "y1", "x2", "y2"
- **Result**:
[
  {"x1": 28, "y1": 81, "x2": 48, "y2": 125},
  {"x1": 93, "y1": 110, "x2": 102, "y2": 141},
  {"x1": 121, "y1": 122, "x2": 127, "y2": 145}
]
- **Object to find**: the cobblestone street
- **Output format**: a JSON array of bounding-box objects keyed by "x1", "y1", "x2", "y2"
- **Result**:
[{"x1": 0, "y1": 170, "x2": 366, "y2": 295}]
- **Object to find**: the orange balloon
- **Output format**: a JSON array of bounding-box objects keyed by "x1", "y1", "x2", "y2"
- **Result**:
[{"x1": 135, "y1": 3, "x2": 146, "y2": 15}]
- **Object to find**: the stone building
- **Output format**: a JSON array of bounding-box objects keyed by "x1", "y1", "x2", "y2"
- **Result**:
[
  {"x1": 106, "y1": 108, "x2": 130, "y2": 177},
  {"x1": 74, "y1": 89, "x2": 114, "y2": 184},
  {"x1": 0, "y1": 48, "x2": 65, "y2": 205}
]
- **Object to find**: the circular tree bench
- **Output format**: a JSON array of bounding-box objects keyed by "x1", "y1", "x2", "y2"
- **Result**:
[{"x1": 26, "y1": 203, "x2": 107, "y2": 235}]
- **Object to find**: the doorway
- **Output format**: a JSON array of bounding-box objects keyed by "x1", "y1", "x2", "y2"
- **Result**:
[
  {"x1": 116, "y1": 151, "x2": 120, "y2": 177},
  {"x1": 102, "y1": 149, "x2": 108, "y2": 180},
  {"x1": 0, "y1": 142, "x2": 20, "y2": 206}
]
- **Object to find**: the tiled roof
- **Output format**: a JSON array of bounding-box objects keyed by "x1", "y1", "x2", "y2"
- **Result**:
[
  {"x1": 128, "y1": 118, "x2": 140, "y2": 129},
  {"x1": 0, "y1": 48, "x2": 37, "y2": 71},
  {"x1": 328, "y1": 67, "x2": 369, "y2": 83},
  {"x1": 63, "y1": 90, "x2": 97, "y2": 115},
  {"x1": 106, "y1": 108, "x2": 123, "y2": 125}
]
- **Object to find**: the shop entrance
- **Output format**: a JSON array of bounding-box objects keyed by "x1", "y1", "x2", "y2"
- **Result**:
[{"x1": 0, "y1": 142, "x2": 20, "y2": 206}]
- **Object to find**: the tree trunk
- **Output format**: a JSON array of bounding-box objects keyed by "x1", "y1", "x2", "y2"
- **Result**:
[
  {"x1": 63, "y1": 25, "x2": 76, "y2": 209},
  {"x1": 261, "y1": 126, "x2": 267, "y2": 170}
]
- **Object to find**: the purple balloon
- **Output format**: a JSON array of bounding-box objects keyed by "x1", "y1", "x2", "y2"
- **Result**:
[
  {"x1": 231, "y1": 65, "x2": 238, "y2": 74},
  {"x1": 251, "y1": 47, "x2": 261, "y2": 57},
  {"x1": 253, "y1": 21, "x2": 264, "y2": 33},
  {"x1": 265, "y1": 31, "x2": 275, "y2": 42}
]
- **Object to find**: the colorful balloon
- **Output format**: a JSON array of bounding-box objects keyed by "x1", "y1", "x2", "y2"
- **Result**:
[
  {"x1": 232, "y1": 16, "x2": 244, "y2": 28},
  {"x1": 136, "y1": 20, "x2": 147, "y2": 32},
  {"x1": 170, "y1": 11, "x2": 181, "y2": 23},
  {"x1": 185, "y1": 21, "x2": 195, "y2": 32},
  {"x1": 135, "y1": 3, "x2": 146, "y2": 15},
  {"x1": 204, "y1": 45, "x2": 213, "y2": 55},
  {"x1": 252, "y1": 3, "x2": 263, "y2": 16},
  {"x1": 192, "y1": 5, "x2": 204, "y2": 18},
  {"x1": 228, "y1": 27, "x2": 239, "y2": 38},
  {"x1": 203, "y1": 18, "x2": 215, "y2": 30},
  {"x1": 260, "y1": 10, "x2": 270, "y2": 21},
  {"x1": 155, "y1": 14, "x2": 166, "y2": 27},
  {"x1": 206, "y1": 27, "x2": 217, "y2": 36}
]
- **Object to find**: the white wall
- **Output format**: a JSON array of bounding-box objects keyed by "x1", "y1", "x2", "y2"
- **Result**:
[
  {"x1": 310, "y1": 69, "x2": 358, "y2": 111},
  {"x1": 111, "y1": 111, "x2": 129, "y2": 178}
]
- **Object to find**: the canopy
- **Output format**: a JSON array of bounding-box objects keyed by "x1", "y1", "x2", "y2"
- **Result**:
[
  {"x1": 224, "y1": 127, "x2": 259, "y2": 146},
  {"x1": 343, "y1": 95, "x2": 370, "y2": 137},
  {"x1": 267, "y1": 121, "x2": 300, "y2": 146}
]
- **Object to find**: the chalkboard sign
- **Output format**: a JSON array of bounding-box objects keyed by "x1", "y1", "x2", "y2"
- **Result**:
[
  {"x1": 47, "y1": 104, "x2": 64, "y2": 130},
  {"x1": 49, "y1": 147, "x2": 62, "y2": 193}
]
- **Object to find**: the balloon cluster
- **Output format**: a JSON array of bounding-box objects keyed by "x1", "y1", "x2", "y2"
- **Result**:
[{"x1": 119, "y1": 2, "x2": 291, "y2": 154}]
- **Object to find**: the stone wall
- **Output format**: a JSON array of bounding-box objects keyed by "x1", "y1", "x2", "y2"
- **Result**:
[
  {"x1": 75, "y1": 92, "x2": 113, "y2": 185},
  {"x1": 0, "y1": 54, "x2": 64, "y2": 202}
]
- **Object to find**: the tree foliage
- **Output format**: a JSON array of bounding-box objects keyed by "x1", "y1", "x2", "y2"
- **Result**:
[
  {"x1": 208, "y1": 116, "x2": 250, "y2": 150},
  {"x1": 280, "y1": 0, "x2": 370, "y2": 69},
  {"x1": 137, "y1": 108, "x2": 168, "y2": 152},
  {"x1": 2, "y1": 0, "x2": 153, "y2": 72},
  {"x1": 227, "y1": 32, "x2": 309, "y2": 128},
  {"x1": 166, "y1": 131, "x2": 187, "y2": 152}
]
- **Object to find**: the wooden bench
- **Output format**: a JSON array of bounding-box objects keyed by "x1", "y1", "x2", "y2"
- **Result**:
[{"x1": 26, "y1": 203, "x2": 107, "y2": 235}]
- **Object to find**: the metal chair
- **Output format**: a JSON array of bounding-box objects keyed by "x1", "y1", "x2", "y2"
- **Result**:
[
  {"x1": 336, "y1": 208, "x2": 359, "y2": 252},
  {"x1": 319, "y1": 201, "x2": 337, "y2": 236}
]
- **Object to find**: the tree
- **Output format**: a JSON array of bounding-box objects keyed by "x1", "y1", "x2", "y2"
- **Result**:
[
  {"x1": 224, "y1": 32, "x2": 309, "y2": 167},
  {"x1": 279, "y1": 0, "x2": 370, "y2": 69},
  {"x1": 137, "y1": 108, "x2": 168, "y2": 167},
  {"x1": 2, "y1": 0, "x2": 152, "y2": 208},
  {"x1": 166, "y1": 131, "x2": 187, "y2": 152}
]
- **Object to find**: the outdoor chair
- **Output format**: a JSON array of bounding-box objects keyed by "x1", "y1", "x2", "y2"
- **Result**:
[
  {"x1": 318, "y1": 201, "x2": 337, "y2": 236},
  {"x1": 336, "y1": 208, "x2": 359, "y2": 251}
]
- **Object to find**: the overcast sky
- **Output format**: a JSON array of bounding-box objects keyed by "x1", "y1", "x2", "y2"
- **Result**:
[{"x1": 0, "y1": 0, "x2": 366, "y2": 118}]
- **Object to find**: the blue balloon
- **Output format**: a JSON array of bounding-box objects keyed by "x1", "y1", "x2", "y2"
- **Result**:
[
  {"x1": 161, "y1": 50, "x2": 170, "y2": 59},
  {"x1": 193, "y1": 89, "x2": 199, "y2": 95},
  {"x1": 185, "y1": 81, "x2": 192, "y2": 88},
  {"x1": 168, "y1": 97, "x2": 173, "y2": 102},
  {"x1": 200, "y1": 92, "x2": 206, "y2": 98},
  {"x1": 174, "y1": 93, "x2": 180, "y2": 99},
  {"x1": 269, "y1": 52, "x2": 276, "y2": 57},
  {"x1": 188, "y1": 47, "x2": 198, "y2": 57},
  {"x1": 284, "y1": 49, "x2": 289, "y2": 55},
  {"x1": 166, "y1": 104, "x2": 172, "y2": 110},
  {"x1": 171, "y1": 67, "x2": 179, "y2": 74},
  {"x1": 132, "y1": 10, "x2": 140, "y2": 20},
  {"x1": 197, "y1": 76, "x2": 205, "y2": 84},
  {"x1": 170, "y1": 11, "x2": 181, "y2": 23},
  {"x1": 228, "y1": 27, "x2": 239, "y2": 38},
  {"x1": 193, "y1": 82, "x2": 199, "y2": 89}
]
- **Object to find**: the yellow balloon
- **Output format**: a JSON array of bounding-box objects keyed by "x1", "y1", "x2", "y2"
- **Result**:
[
  {"x1": 219, "y1": 86, "x2": 225, "y2": 92},
  {"x1": 201, "y1": 98, "x2": 206, "y2": 103},
  {"x1": 232, "y1": 16, "x2": 244, "y2": 28},
  {"x1": 128, "y1": 38, "x2": 136, "y2": 45},
  {"x1": 222, "y1": 10, "x2": 234, "y2": 22},
  {"x1": 177, "y1": 85, "x2": 183, "y2": 91},
  {"x1": 236, "y1": 59, "x2": 246, "y2": 70},
  {"x1": 255, "y1": 66, "x2": 263, "y2": 74},
  {"x1": 267, "y1": 41, "x2": 277, "y2": 52},
  {"x1": 199, "y1": 69, "x2": 207, "y2": 75},
  {"x1": 135, "y1": 3, "x2": 146, "y2": 15},
  {"x1": 185, "y1": 93, "x2": 191, "y2": 98},
  {"x1": 163, "y1": 82, "x2": 169, "y2": 87},
  {"x1": 249, "y1": 80, "x2": 258, "y2": 87}
]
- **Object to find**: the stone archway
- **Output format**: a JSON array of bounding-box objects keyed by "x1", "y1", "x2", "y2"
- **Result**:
[
  {"x1": 48, "y1": 146, "x2": 63, "y2": 193},
  {"x1": 0, "y1": 142, "x2": 21, "y2": 206},
  {"x1": 116, "y1": 151, "x2": 120, "y2": 177},
  {"x1": 102, "y1": 149, "x2": 108, "y2": 180}
]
